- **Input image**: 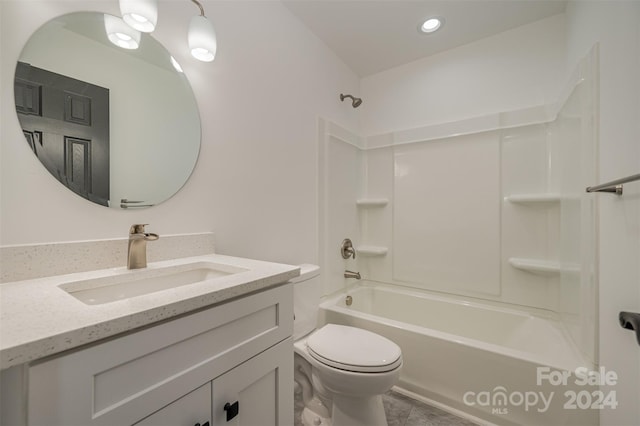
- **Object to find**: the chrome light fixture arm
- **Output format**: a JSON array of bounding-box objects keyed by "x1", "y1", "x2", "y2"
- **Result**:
[{"x1": 191, "y1": 0, "x2": 205, "y2": 16}]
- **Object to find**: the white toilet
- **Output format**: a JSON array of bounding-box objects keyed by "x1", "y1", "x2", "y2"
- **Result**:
[{"x1": 292, "y1": 265, "x2": 402, "y2": 426}]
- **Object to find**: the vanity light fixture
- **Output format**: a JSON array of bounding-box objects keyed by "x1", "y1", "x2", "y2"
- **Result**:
[
  {"x1": 120, "y1": 0, "x2": 158, "y2": 33},
  {"x1": 117, "y1": 0, "x2": 217, "y2": 62},
  {"x1": 188, "y1": 0, "x2": 217, "y2": 62},
  {"x1": 419, "y1": 17, "x2": 444, "y2": 34},
  {"x1": 104, "y1": 14, "x2": 141, "y2": 50}
]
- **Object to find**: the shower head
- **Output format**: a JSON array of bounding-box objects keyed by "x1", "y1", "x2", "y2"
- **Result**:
[{"x1": 340, "y1": 93, "x2": 363, "y2": 108}]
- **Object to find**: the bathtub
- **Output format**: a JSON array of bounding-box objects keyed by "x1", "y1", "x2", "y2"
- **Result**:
[{"x1": 319, "y1": 282, "x2": 598, "y2": 426}]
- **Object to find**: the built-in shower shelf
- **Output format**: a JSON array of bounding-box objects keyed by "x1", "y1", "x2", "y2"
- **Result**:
[
  {"x1": 509, "y1": 258, "x2": 560, "y2": 274},
  {"x1": 356, "y1": 245, "x2": 388, "y2": 257},
  {"x1": 505, "y1": 193, "x2": 561, "y2": 204},
  {"x1": 356, "y1": 198, "x2": 389, "y2": 208},
  {"x1": 508, "y1": 258, "x2": 580, "y2": 275}
]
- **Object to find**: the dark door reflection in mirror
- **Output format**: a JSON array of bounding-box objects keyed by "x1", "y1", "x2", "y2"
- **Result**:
[
  {"x1": 16, "y1": 62, "x2": 110, "y2": 205},
  {"x1": 13, "y1": 12, "x2": 201, "y2": 209}
]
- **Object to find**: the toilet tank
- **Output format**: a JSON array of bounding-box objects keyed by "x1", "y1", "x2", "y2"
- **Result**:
[{"x1": 291, "y1": 264, "x2": 321, "y2": 340}]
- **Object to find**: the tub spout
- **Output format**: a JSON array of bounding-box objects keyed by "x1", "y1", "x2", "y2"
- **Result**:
[{"x1": 344, "y1": 270, "x2": 361, "y2": 280}]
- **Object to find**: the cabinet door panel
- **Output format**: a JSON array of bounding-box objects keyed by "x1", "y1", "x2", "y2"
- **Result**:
[
  {"x1": 212, "y1": 338, "x2": 293, "y2": 426},
  {"x1": 134, "y1": 383, "x2": 211, "y2": 426}
]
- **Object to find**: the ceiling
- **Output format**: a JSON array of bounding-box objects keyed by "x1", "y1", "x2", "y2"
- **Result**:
[{"x1": 282, "y1": 0, "x2": 567, "y2": 77}]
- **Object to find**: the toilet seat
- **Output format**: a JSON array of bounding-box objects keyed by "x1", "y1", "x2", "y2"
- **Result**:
[{"x1": 306, "y1": 324, "x2": 402, "y2": 373}]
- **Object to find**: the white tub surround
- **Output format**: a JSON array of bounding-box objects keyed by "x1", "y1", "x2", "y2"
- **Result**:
[
  {"x1": 319, "y1": 48, "x2": 599, "y2": 373},
  {"x1": 0, "y1": 254, "x2": 299, "y2": 369},
  {"x1": 320, "y1": 282, "x2": 598, "y2": 426}
]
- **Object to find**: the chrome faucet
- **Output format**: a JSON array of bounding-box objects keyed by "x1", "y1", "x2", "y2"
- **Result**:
[
  {"x1": 127, "y1": 224, "x2": 159, "y2": 269},
  {"x1": 344, "y1": 270, "x2": 361, "y2": 280}
]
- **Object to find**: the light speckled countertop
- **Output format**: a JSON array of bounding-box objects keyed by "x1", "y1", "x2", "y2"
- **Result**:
[{"x1": 0, "y1": 254, "x2": 299, "y2": 369}]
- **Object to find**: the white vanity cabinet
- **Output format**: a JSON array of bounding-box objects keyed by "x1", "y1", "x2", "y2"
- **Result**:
[{"x1": 22, "y1": 283, "x2": 293, "y2": 426}]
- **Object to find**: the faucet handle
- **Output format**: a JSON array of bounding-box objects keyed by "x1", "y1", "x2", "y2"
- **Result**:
[
  {"x1": 130, "y1": 224, "x2": 149, "y2": 234},
  {"x1": 341, "y1": 238, "x2": 356, "y2": 259}
]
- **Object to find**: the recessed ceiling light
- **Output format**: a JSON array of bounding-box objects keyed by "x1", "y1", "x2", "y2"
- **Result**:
[{"x1": 420, "y1": 17, "x2": 443, "y2": 34}]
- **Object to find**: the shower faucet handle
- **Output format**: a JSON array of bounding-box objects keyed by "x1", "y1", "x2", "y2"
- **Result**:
[{"x1": 341, "y1": 238, "x2": 356, "y2": 259}]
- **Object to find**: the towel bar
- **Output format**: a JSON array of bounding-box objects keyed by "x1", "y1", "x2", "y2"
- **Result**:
[{"x1": 586, "y1": 173, "x2": 640, "y2": 195}]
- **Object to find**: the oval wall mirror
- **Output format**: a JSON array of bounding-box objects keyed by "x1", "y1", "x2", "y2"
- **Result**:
[{"x1": 14, "y1": 12, "x2": 201, "y2": 209}]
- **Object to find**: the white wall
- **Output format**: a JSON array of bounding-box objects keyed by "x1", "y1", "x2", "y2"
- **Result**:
[
  {"x1": 0, "y1": 1, "x2": 360, "y2": 267},
  {"x1": 564, "y1": 2, "x2": 640, "y2": 424},
  {"x1": 360, "y1": 14, "x2": 565, "y2": 136}
]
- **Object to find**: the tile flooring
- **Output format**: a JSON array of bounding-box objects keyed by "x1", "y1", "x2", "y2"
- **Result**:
[
  {"x1": 382, "y1": 391, "x2": 478, "y2": 426},
  {"x1": 294, "y1": 389, "x2": 478, "y2": 426}
]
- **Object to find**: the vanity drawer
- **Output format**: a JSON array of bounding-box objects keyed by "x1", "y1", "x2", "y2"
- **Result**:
[{"x1": 27, "y1": 283, "x2": 293, "y2": 426}]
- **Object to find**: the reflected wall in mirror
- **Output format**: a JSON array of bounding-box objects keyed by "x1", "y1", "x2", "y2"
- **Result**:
[{"x1": 14, "y1": 12, "x2": 201, "y2": 209}]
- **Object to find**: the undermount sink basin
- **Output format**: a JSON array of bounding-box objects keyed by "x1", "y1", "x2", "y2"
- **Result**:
[{"x1": 59, "y1": 261, "x2": 248, "y2": 305}]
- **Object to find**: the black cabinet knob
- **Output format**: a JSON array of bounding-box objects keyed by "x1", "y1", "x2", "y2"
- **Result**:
[
  {"x1": 224, "y1": 401, "x2": 239, "y2": 421},
  {"x1": 194, "y1": 422, "x2": 209, "y2": 426}
]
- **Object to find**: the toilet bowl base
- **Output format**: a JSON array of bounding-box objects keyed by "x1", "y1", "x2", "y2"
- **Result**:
[
  {"x1": 331, "y1": 394, "x2": 388, "y2": 426},
  {"x1": 301, "y1": 406, "x2": 332, "y2": 426},
  {"x1": 299, "y1": 394, "x2": 388, "y2": 426}
]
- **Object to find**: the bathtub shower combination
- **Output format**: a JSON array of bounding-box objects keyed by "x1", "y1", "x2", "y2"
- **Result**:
[{"x1": 318, "y1": 49, "x2": 600, "y2": 425}]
